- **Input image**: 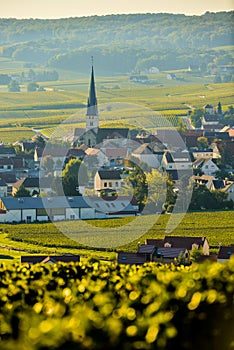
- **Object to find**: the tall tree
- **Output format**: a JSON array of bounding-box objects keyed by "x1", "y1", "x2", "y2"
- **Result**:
[
  {"x1": 14, "y1": 185, "x2": 31, "y2": 197},
  {"x1": 62, "y1": 158, "x2": 88, "y2": 196}
]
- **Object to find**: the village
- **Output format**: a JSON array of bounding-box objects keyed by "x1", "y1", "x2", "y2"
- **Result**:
[{"x1": 0, "y1": 65, "x2": 233, "y2": 265}]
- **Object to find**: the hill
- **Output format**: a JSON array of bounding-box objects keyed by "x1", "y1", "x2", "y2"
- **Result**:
[{"x1": 0, "y1": 12, "x2": 233, "y2": 74}]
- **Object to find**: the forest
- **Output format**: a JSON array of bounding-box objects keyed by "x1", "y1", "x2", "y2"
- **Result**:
[{"x1": 0, "y1": 12, "x2": 233, "y2": 74}]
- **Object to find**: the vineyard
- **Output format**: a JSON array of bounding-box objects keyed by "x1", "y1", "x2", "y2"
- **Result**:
[
  {"x1": 0, "y1": 211, "x2": 233, "y2": 262},
  {"x1": 0, "y1": 259, "x2": 233, "y2": 350},
  {"x1": 0, "y1": 78, "x2": 233, "y2": 143}
]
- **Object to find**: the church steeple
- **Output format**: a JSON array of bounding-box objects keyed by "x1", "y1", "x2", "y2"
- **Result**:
[{"x1": 86, "y1": 57, "x2": 98, "y2": 130}]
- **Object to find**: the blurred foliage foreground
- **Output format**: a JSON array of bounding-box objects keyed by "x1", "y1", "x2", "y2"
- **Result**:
[{"x1": 0, "y1": 259, "x2": 233, "y2": 350}]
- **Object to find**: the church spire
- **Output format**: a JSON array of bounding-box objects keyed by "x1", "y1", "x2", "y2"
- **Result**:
[{"x1": 86, "y1": 57, "x2": 98, "y2": 118}]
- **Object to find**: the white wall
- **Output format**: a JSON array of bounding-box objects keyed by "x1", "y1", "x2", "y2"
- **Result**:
[
  {"x1": 66, "y1": 208, "x2": 80, "y2": 220},
  {"x1": 80, "y1": 208, "x2": 95, "y2": 219}
]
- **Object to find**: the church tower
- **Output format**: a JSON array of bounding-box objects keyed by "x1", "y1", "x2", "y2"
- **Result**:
[{"x1": 86, "y1": 59, "x2": 99, "y2": 131}]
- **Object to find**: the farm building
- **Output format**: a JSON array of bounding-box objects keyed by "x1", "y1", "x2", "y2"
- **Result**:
[{"x1": 0, "y1": 195, "x2": 138, "y2": 223}]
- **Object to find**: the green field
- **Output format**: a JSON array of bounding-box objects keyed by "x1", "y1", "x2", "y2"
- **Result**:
[
  {"x1": 0, "y1": 211, "x2": 233, "y2": 263},
  {"x1": 0, "y1": 59, "x2": 233, "y2": 143}
]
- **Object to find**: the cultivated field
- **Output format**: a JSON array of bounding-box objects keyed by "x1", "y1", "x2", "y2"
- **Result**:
[
  {"x1": 0, "y1": 211, "x2": 233, "y2": 262},
  {"x1": 0, "y1": 59, "x2": 233, "y2": 142}
]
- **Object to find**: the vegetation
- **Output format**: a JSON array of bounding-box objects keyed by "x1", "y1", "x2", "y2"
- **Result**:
[
  {"x1": 0, "y1": 211, "x2": 232, "y2": 258},
  {"x1": 0, "y1": 259, "x2": 233, "y2": 350},
  {"x1": 0, "y1": 12, "x2": 233, "y2": 74},
  {"x1": 14, "y1": 186, "x2": 31, "y2": 198}
]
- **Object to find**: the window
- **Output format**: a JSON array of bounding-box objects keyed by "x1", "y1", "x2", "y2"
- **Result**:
[
  {"x1": 109, "y1": 182, "x2": 112, "y2": 187},
  {"x1": 26, "y1": 216, "x2": 31, "y2": 223},
  {"x1": 37, "y1": 208, "x2": 47, "y2": 216},
  {"x1": 70, "y1": 214, "x2": 75, "y2": 220},
  {"x1": 115, "y1": 182, "x2": 119, "y2": 187},
  {"x1": 104, "y1": 182, "x2": 107, "y2": 187}
]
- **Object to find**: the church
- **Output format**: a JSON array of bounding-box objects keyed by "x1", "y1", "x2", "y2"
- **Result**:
[{"x1": 73, "y1": 63, "x2": 130, "y2": 147}]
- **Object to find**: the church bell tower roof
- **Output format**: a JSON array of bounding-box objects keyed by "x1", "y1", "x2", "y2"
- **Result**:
[{"x1": 87, "y1": 61, "x2": 98, "y2": 116}]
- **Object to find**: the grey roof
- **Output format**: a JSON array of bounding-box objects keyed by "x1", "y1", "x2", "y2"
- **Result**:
[
  {"x1": 117, "y1": 252, "x2": 146, "y2": 265},
  {"x1": 1, "y1": 196, "x2": 137, "y2": 213},
  {"x1": 86, "y1": 65, "x2": 98, "y2": 117},
  {"x1": 164, "y1": 236, "x2": 207, "y2": 250},
  {"x1": 145, "y1": 238, "x2": 164, "y2": 247},
  {"x1": 0, "y1": 147, "x2": 16, "y2": 156},
  {"x1": 156, "y1": 247, "x2": 187, "y2": 258},
  {"x1": 1, "y1": 196, "x2": 90, "y2": 210},
  {"x1": 97, "y1": 170, "x2": 121, "y2": 180},
  {"x1": 138, "y1": 245, "x2": 156, "y2": 254},
  {"x1": 218, "y1": 246, "x2": 234, "y2": 260}
]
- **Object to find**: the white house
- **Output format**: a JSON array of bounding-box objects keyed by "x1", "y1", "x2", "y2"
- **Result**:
[
  {"x1": 193, "y1": 158, "x2": 220, "y2": 176},
  {"x1": 94, "y1": 170, "x2": 122, "y2": 193},
  {"x1": 162, "y1": 151, "x2": 192, "y2": 171}
]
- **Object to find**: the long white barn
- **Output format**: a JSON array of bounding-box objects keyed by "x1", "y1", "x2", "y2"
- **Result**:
[{"x1": 0, "y1": 196, "x2": 138, "y2": 223}]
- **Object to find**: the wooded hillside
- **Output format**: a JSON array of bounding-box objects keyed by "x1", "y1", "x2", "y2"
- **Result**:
[{"x1": 0, "y1": 12, "x2": 233, "y2": 74}]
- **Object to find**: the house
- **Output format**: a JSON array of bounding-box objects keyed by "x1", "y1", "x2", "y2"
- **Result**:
[
  {"x1": 201, "y1": 104, "x2": 224, "y2": 132},
  {"x1": 0, "y1": 158, "x2": 14, "y2": 172},
  {"x1": 217, "y1": 246, "x2": 234, "y2": 263},
  {"x1": 129, "y1": 75, "x2": 149, "y2": 83},
  {"x1": 193, "y1": 158, "x2": 220, "y2": 176},
  {"x1": 162, "y1": 151, "x2": 192, "y2": 171},
  {"x1": 192, "y1": 149, "x2": 214, "y2": 159},
  {"x1": 152, "y1": 247, "x2": 190, "y2": 264},
  {"x1": 21, "y1": 255, "x2": 80, "y2": 264},
  {"x1": 0, "y1": 146, "x2": 16, "y2": 159},
  {"x1": 193, "y1": 174, "x2": 214, "y2": 187},
  {"x1": 67, "y1": 148, "x2": 85, "y2": 160},
  {"x1": 132, "y1": 142, "x2": 164, "y2": 169},
  {"x1": 0, "y1": 173, "x2": 17, "y2": 195},
  {"x1": 117, "y1": 245, "x2": 190, "y2": 265},
  {"x1": 223, "y1": 181, "x2": 234, "y2": 201},
  {"x1": 146, "y1": 236, "x2": 209, "y2": 255},
  {"x1": 163, "y1": 236, "x2": 209, "y2": 255},
  {"x1": 162, "y1": 150, "x2": 192, "y2": 180},
  {"x1": 117, "y1": 252, "x2": 147, "y2": 265},
  {"x1": 101, "y1": 147, "x2": 128, "y2": 168},
  {"x1": 0, "y1": 195, "x2": 138, "y2": 223},
  {"x1": 0, "y1": 180, "x2": 7, "y2": 197},
  {"x1": 94, "y1": 170, "x2": 122, "y2": 193}
]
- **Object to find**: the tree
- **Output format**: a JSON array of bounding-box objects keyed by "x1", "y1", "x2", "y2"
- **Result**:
[
  {"x1": 177, "y1": 118, "x2": 187, "y2": 132},
  {"x1": 42, "y1": 155, "x2": 54, "y2": 174},
  {"x1": 190, "y1": 109, "x2": 203, "y2": 128},
  {"x1": 14, "y1": 186, "x2": 31, "y2": 197},
  {"x1": 197, "y1": 136, "x2": 209, "y2": 150},
  {"x1": 8, "y1": 80, "x2": 20, "y2": 92},
  {"x1": 27, "y1": 81, "x2": 39, "y2": 92},
  {"x1": 145, "y1": 170, "x2": 167, "y2": 213},
  {"x1": 62, "y1": 158, "x2": 88, "y2": 196}
]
